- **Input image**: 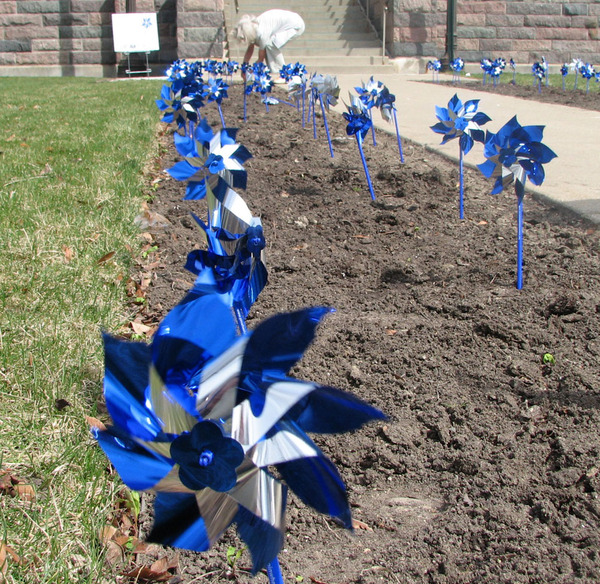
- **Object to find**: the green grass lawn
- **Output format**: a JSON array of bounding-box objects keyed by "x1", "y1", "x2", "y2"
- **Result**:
[{"x1": 0, "y1": 77, "x2": 162, "y2": 583}]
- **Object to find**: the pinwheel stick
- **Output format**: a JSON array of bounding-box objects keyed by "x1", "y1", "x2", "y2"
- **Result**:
[
  {"x1": 370, "y1": 110, "x2": 377, "y2": 146},
  {"x1": 516, "y1": 191, "x2": 524, "y2": 290},
  {"x1": 267, "y1": 559, "x2": 284, "y2": 584},
  {"x1": 312, "y1": 93, "x2": 317, "y2": 140},
  {"x1": 243, "y1": 85, "x2": 248, "y2": 122},
  {"x1": 318, "y1": 95, "x2": 334, "y2": 158},
  {"x1": 392, "y1": 108, "x2": 404, "y2": 163},
  {"x1": 355, "y1": 134, "x2": 376, "y2": 200},
  {"x1": 217, "y1": 103, "x2": 226, "y2": 128},
  {"x1": 302, "y1": 84, "x2": 306, "y2": 128},
  {"x1": 459, "y1": 147, "x2": 465, "y2": 220}
]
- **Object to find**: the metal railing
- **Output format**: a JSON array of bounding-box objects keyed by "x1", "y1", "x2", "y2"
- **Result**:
[{"x1": 361, "y1": 0, "x2": 388, "y2": 65}]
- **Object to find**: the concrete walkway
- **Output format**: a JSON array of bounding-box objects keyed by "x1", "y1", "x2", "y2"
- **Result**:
[{"x1": 330, "y1": 74, "x2": 600, "y2": 224}]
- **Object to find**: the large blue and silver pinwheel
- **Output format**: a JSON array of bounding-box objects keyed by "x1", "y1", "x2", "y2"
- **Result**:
[
  {"x1": 94, "y1": 296, "x2": 385, "y2": 573},
  {"x1": 478, "y1": 115, "x2": 557, "y2": 288},
  {"x1": 166, "y1": 118, "x2": 251, "y2": 200},
  {"x1": 431, "y1": 93, "x2": 491, "y2": 218},
  {"x1": 355, "y1": 76, "x2": 383, "y2": 146}
]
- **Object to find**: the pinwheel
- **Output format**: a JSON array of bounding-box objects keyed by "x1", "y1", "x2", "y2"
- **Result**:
[
  {"x1": 509, "y1": 58, "x2": 516, "y2": 85},
  {"x1": 561, "y1": 63, "x2": 568, "y2": 91},
  {"x1": 427, "y1": 59, "x2": 441, "y2": 82},
  {"x1": 343, "y1": 95, "x2": 375, "y2": 200},
  {"x1": 490, "y1": 58, "x2": 506, "y2": 87},
  {"x1": 580, "y1": 62, "x2": 596, "y2": 93},
  {"x1": 450, "y1": 57, "x2": 464, "y2": 84},
  {"x1": 477, "y1": 116, "x2": 557, "y2": 288},
  {"x1": 225, "y1": 60, "x2": 239, "y2": 82},
  {"x1": 166, "y1": 118, "x2": 251, "y2": 200},
  {"x1": 94, "y1": 297, "x2": 385, "y2": 574},
  {"x1": 287, "y1": 71, "x2": 310, "y2": 127},
  {"x1": 378, "y1": 86, "x2": 404, "y2": 163},
  {"x1": 531, "y1": 61, "x2": 545, "y2": 93},
  {"x1": 480, "y1": 58, "x2": 492, "y2": 85},
  {"x1": 202, "y1": 77, "x2": 229, "y2": 127},
  {"x1": 355, "y1": 76, "x2": 384, "y2": 146},
  {"x1": 571, "y1": 58, "x2": 584, "y2": 89},
  {"x1": 185, "y1": 181, "x2": 267, "y2": 330},
  {"x1": 430, "y1": 93, "x2": 491, "y2": 219},
  {"x1": 156, "y1": 82, "x2": 184, "y2": 127},
  {"x1": 311, "y1": 73, "x2": 340, "y2": 157},
  {"x1": 245, "y1": 65, "x2": 274, "y2": 113}
]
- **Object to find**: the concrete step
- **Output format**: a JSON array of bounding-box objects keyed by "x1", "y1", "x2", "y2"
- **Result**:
[{"x1": 229, "y1": 45, "x2": 383, "y2": 57}]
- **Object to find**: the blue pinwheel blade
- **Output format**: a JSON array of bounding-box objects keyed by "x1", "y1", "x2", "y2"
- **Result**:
[
  {"x1": 277, "y1": 455, "x2": 352, "y2": 529},
  {"x1": 167, "y1": 160, "x2": 198, "y2": 181},
  {"x1": 235, "y1": 505, "x2": 286, "y2": 574},
  {"x1": 241, "y1": 307, "x2": 331, "y2": 379},
  {"x1": 95, "y1": 428, "x2": 172, "y2": 491},
  {"x1": 103, "y1": 334, "x2": 161, "y2": 441},
  {"x1": 184, "y1": 181, "x2": 208, "y2": 201},
  {"x1": 148, "y1": 492, "x2": 212, "y2": 552},
  {"x1": 288, "y1": 384, "x2": 386, "y2": 434},
  {"x1": 231, "y1": 260, "x2": 268, "y2": 321},
  {"x1": 153, "y1": 293, "x2": 237, "y2": 386}
]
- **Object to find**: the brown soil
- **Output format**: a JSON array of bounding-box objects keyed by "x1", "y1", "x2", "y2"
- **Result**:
[{"x1": 132, "y1": 84, "x2": 600, "y2": 584}]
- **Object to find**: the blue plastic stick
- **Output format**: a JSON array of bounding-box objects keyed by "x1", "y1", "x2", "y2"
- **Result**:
[
  {"x1": 312, "y1": 92, "x2": 317, "y2": 139},
  {"x1": 370, "y1": 110, "x2": 377, "y2": 146},
  {"x1": 392, "y1": 108, "x2": 404, "y2": 163},
  {"x1": 217, "y1": 103, "x2": 226, "y2": 128},
  {"x1": 459, "y1": 147, "x2": 464, "y2": 220},
  {"x1": 516, "y1": 191, "x2": 524, "y2": 289},
  {"x1": 267, "y1": 559, "x2": 284, "y2": 584},
  {"x1": 319, "y1": 95, "x2": 334, "y2": 158},
  {"x1": 301, "y1": 84, "x2": 306, "y2": 128},
  {"x1": 243, "y1": 86, "x2": 247, "y2": 122},
  {"x1": 355, "y1": 134, "x2": 375, "y2": 200},
  {"x1": 234, "y1": 306, "x2": 247, "y2": 335}
]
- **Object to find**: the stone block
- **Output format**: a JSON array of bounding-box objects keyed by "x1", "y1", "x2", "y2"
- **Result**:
[
  {"x1": 58, "y1": 24, "x2": 106, "y2": 38},
  {"x1": 182, "y1": 0, "x2": 223, "y2": 11},
  {"x1": 456, "y1": 37, "x2": 478, "y2": 51},
  {"x1": 485, "y1": 14, "x2": 524, "y2": 27},
  {"x1": 32, "y1": 38, "x2": 83, "y2": 50},
  {"x1": 0, "y1": 13, "x2": 42, "y2": 25},
  {"x1": 523, "y1": 14, "x2": 570, "y2": 27},
  {"x1": 16, "y1": 50, "x2": 66, "y2": 64},
  {"x1": 511, "y1": 39, "x2": 551, "y2": 51},
  {"x1": 178, "y1": 40, "x2": 223, "y2": 58},
  {"x1": 495, "y1": 27, "x2": 536, "y2": 40},
  {"x1": 0, "y1": 39, "x2": 31, "y2": 51},
  {"x1": 590, "y1": 4, "x2": 600, "y2": 17},
  {"x1": 17, "y1": 1, "x2": 68, "y2": 13},
  {"x1": 571, "y1": 16, "x2": 599, "y2": 28},
  {"x1": 43, "y1": 13, "x2": 90, "y2": 26},
  {"x1": 135, "y1": 0, "x2": 154, "y2": 10},
  {"x1": 457, "y1": 26, "x2": 496, "y2": 39},
  {"x1": 71, "y1": 0, "x2": 115, "y2": 12},
  {"x1": 0, "y1": 3, "x2": 17, "y2": 14},
  {"x1": 177, "y1": 11, "x2": 223, "y2": 27},
  {"x1": 563, "y1": 3, "x2": 588, "y2": 17},
  {"x1": 457, "y1": 13, "x2": 486, "y2": 27},
  {"x1": 507, "y1": 3, "x2": 562, "y2": 16},
  {"x1": 461, "y1": 1, "x2": 505, "y2": 15},
  {"x1": 184, "y1": 27, "x2": 224, "y2": 43},
  {"x1": 88, "y1": 12, "x2": 113, "y2": 25},
  {"x1": 5, "y1": 25, "x2": 58, "y2": 40},
  {"x1": 72, "y1": 50, "x2": 116, "y2": 64},
  {"x1": 536, "y1": 27, "x2": 588, "y2": 41},
  {"x1": 0, "y1": 52, "x2": 17, "y2": 64},
  {"x1": 551, "y1": 39, "x2": 599, "y2": 52},
  {"x1": 479, "y1": 39, "x2": 513, "y2": 52},
  {"x1": 82, "y1": 37, "x2": 115, "y2": 50}
]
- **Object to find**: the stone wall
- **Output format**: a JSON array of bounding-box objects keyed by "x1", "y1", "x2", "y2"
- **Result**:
[
  {"x1": 389, "y1": 0, "x2": 600, "y2": 63},
  {"x1": 0, "y1": 0, "x2": 222, "y2": 76}
]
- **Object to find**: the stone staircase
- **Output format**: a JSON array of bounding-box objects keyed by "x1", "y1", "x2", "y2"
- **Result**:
[{"x1": 223, "y1": 0, "x2": 395, "y2": 74}]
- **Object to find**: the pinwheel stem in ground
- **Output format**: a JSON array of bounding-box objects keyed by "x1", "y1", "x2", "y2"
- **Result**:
[
  {"x1": 267, "y1": 559, "x2": 284, "y2": 584},
  {"x1": 319, "y1": 95, "x2": 334, "y2": 158},
  {"x1": 459, "y1": 147, "x2": 465, "y2": 220},
  {"x1": 355, "y1": 134, "x2": 375, "y2": 200},
  {"x1": 217, "y1": 103, "x2": 226, "y2": 128},
  {"x1": 517, "y1": 193, "x2": 524, "y2": 289},
  {"x1": 312, "y1": 93, "x2": 317, "y2": 139},
  {"x1": 392, "y1": 108, "x2": 404, "y2": 163}
]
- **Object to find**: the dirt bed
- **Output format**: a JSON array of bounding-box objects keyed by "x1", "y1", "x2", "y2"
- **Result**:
[{"x1": 130, "y1": 83, "x2": 600, "y2": 584}]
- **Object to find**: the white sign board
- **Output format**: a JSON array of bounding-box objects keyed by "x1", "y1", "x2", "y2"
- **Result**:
[{"x1": 111, "y1": 13, "x2": 160, "y2": 53}]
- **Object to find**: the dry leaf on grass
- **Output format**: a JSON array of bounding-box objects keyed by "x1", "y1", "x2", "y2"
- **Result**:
[
  {"x1": 0, "y1": 469, "x2": 35, "y2": 502},
  {"x1": 122, "y1": 554, "x2": 179, "y2": 583},
  {"x1": 97, "y1": 251, "x2": 116, "y2": 265}
]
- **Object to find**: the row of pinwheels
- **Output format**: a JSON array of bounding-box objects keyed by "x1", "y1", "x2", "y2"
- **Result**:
[
  {"x1": 92, "y1": 57, "x2": 384, "y2": 581},
  {"x1": 431, "y1": 93, "x2": 556, "y2": 289}
]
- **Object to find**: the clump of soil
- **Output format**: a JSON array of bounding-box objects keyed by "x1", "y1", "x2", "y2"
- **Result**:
[{"x1": 133, "y1": 86, "x2": 600, "y2": 584}]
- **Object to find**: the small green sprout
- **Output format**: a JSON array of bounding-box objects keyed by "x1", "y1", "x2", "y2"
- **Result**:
[{"x1": 542, "y1": 353, "x2": 556, "y2": 365}]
